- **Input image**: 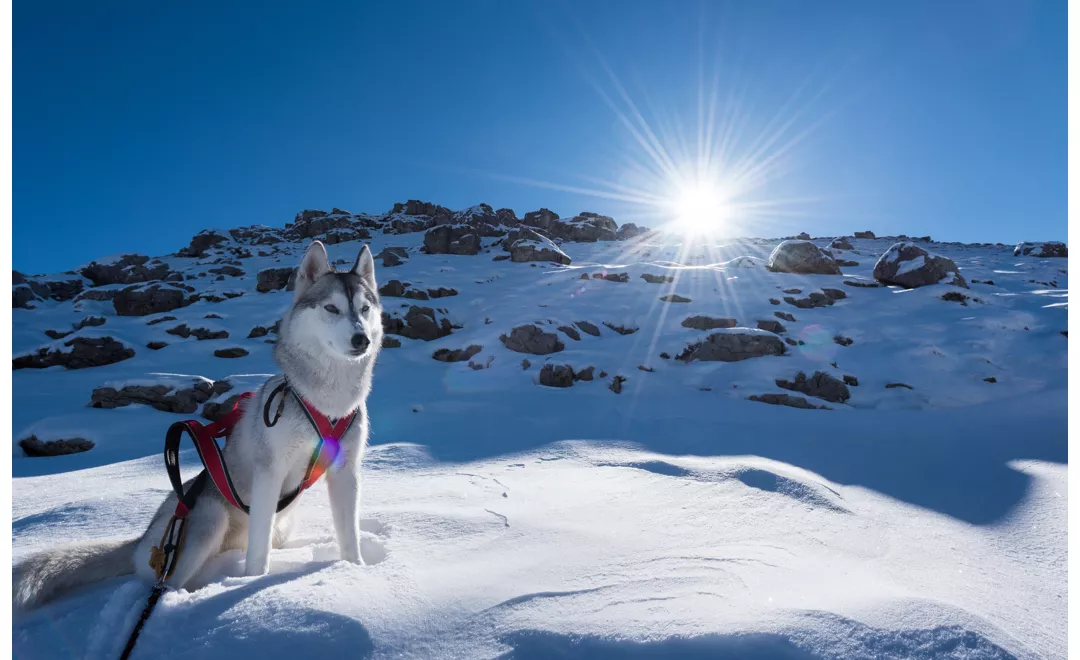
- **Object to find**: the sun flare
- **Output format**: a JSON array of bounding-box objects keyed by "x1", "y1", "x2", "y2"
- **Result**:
[{"x1": 671, "y1": 182, "x2": 730, "y2": 233}]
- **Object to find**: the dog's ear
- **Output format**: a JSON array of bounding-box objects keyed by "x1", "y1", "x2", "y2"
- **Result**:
[
  {"x1": 294, "y1": 240, "x2": 330, "y2": 300},
  {"x1": 351, "y1": 244, "x2": 376, "y2": 288}
]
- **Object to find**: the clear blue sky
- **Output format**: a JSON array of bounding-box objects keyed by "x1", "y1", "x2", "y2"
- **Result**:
[{"x1": 14, "y1": 0, "x2": 1066, "y2": 274}]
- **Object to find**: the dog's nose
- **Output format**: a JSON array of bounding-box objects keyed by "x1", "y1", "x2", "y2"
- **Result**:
[{"x1": 351, "y1": 333, "x2": 370, "y2": 351}]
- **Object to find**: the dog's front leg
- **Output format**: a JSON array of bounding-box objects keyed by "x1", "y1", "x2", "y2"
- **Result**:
[
  {"x1": 327, "y1": 465, "x2": 362, "y2": 564},
  {"x1": 245, "y1": 467, "x2": 283, "y2": 576}
]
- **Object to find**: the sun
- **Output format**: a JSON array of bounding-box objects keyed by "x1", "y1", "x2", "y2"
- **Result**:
[{"x1": 670, "y1": 182, "x2": 731, "y2": 233}]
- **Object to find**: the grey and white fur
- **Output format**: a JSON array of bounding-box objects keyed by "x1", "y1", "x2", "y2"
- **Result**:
[{"x1": 13, "y1": 241, "x2": 383, "y2": 611}]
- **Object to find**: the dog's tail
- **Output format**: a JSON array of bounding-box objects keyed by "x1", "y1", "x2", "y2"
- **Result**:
[{"x1": 13, "y1": 538, "x2": 139, "y2": 611}]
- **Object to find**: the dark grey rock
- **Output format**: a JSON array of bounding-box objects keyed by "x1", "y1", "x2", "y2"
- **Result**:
[
  {"x1": 767, "y1": 241, "x2": 841, "y2": 275},
  {"x1": 677, "y1": 331, "x2": 786, "y2": 363},
  {"x1": 500, "y1": 324, "x2": 564, "y2": 354},
  {"x1": 775, "y1": 371, "x2": 850, "y2": 403},
  {"x1": 873, "y1": 243, "x2": 967, "y2": 289}
]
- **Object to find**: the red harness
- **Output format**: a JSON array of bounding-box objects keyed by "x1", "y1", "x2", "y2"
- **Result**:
[{"x1": 164, "y1": 385, "x2": 358, "y2": 521}]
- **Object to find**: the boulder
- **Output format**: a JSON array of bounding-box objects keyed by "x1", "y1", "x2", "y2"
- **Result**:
[
  {"x1": 676, "y1": 330, "x2": 786, "y2": 362},
  {"x1": 748, "y1": 394, "x2": 830, "y2": 410},
  {"x1": 13, "y1": 336, "x2": 135, "y2": 370},
  {"x1": 775, "y1": 371, "x2": 850, "y2": 403},
  {"x1": 766, "y1": 241, "x2": 841, "y2": 275},
  {"x1": 382, "y1": 306, "x2": 453, "y2": 342},
  {"x1": 829, "y1": 237, "x2": 853, "y2": 250},
  {"x1": 575, "y1": 321, "x2": 601, "y2": 337},
  {"x1": 617, "y1": 223, "x2": 648, "y2": 240},
  {"x1": 19, "y1": 436, "x2": 95, "y2": 457},
  {"x1": 641, "y1": 273, "x2": 674, "y2": 284},
  {"x1": 375, "y1": 247, "x2": 408, "y2": 267},
  {"x1": 177, "y1": 230, "x2": 230, "y2": 258},
  {"x1": 214, "y1": 347, "x2": 249, "y2": 358},
  {"x1": 201, "y1": 393, "x2": 244, "y2": 422},
  {"x1": 757, "y1": 320, "x2": 786, "y2": 334},
  {"x1": 506, "y1": 229, "x2": 571, "y2": 265},
  {"x1": 13, "y1": 285, "x2": 38, "y2": 309},
  {"x1": 854, "y1": 230, "x2": 875, "y2": 239},
  {"x1": 432, "y1": 345, "x2": 482, "y2": 363},
  {"x1": 80, "y1": 254, "x2": 169, "y2": 286},
  {"x1": 873, "y1": 243, "x2": 967, "y2": 289},
  {"x1": 90, "y1": 379, "x2": 217, "y2": 414},
  {"x1": 796, "y1": 232, "x2": 811, "y2": 240},
  {"x1": 681, "y1": 316, "x2": 737, "y2": 330},
  {"x1": 256, "y1": 267, "x2": 297, "y2": 293},
  {"x1": 113, "y1": 284, "x2": 195, "y2": 316},
  {"x1": 500, "y1": 324, "x2": 565, "y2": 354},
  {"x1": 521, "y1": 208, "x2": 560, "y2": 232},
  {"x1": 547, "y1": 212, "x2": 618, "y2": 242},
  {"x1": 539, "y1": 364, "x2": 576, "y2": 388},
  {"x1": 659, "y1": 294, "x2": 691, "y2": 303},
  {"x1": 1014, "y1": 241, "x2": 1068, "y2": 258},
  {"x1": 423, "y1": 225, "x2": 482, "y2": 255}
]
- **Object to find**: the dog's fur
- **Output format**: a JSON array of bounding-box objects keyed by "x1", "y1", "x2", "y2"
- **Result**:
[{"x1": 13, "y1": 241, "x2": 383, "y2": 611}]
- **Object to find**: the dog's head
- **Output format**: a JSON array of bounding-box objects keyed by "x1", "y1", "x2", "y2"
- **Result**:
[{"x1": 285, "y1": 241, "x2": 383, "y2": 361}]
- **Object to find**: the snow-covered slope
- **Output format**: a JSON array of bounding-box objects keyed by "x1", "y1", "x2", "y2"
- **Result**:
[{"x1": 12, "y1": 208, "x2": 1068, "y2": 659}]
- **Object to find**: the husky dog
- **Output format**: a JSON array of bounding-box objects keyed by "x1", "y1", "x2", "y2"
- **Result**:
[{"x1": 13, "y1": 241, "x2": 383, "y2": 611}]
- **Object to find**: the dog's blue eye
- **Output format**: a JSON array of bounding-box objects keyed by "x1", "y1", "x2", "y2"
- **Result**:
[
  {"x1": 361, "y1": 304, "x2": 370, "y2": 314},
  {"x1": 324, "y1": 304, "x2": 340, "y2": 314}
]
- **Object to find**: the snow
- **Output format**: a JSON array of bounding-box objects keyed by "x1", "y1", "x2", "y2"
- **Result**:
[{"x1": 12, "y1": 229, "x2": 1067, "y2": 658}]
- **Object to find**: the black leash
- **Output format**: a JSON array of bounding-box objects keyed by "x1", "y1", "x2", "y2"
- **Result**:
[{"x1": 119, "y1": 583, "x2": 167, "y2": 660}]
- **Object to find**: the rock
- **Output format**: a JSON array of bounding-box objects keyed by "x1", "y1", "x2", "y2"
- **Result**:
[
  {"x1": 521, "y1": 359, "x2": 531, "y2": 370},
  {"x1": 775, "y1": 312, "x2": 796, "y2": 322},
  {"x1": 757, "y1": 320, "x2": 786, "y2": 334},
  {"x1": 208, "y1": 265, "x2": 245, "y2": 277},
  {"x1": 113, "y1": 284, "x2": 194, "y2": 316},
  {"x1": 428, "y1": 287, "x2": 457, "y2": 299},
  {"x1": 521, "y1": 208, "x2": 560, "y2": 231},
  {"x1": 941, "y1": 291, "x2": 970, "y2": 305},
  {"x1": 45, "y1": 329, "x2": 74, "y2": 340},
  {"x1": 403, "y1": 289, "x2": 430, "y2": 301},
  {"x1": 595, "y1": 272, "x2": 629, "y2": 283},
  {"x1": 784, "y1": 289, "x2": 845, "y2": 309},
  {"x1": 835, "y1": 259, "x2": 859, "y2": 267},
  {"x1": 12, "y1": 270, "x2": 26, "y2": 285},
  {"x1": 843, "y1": 280, "x2": 880, "y2": 288},
  {"x1": 321, "y1": 227, "x2": 372, "y2": 245},
  {"x1": 602, "y1": 322, "x2": 638, "y2": 335},
  {"x1": 886, "y1": 382, "x2": 913, "y2": 390},
  {"x1": 375, "y1": 247, "x2": 409, "y2": 267},
  {"x1": 1014, "y1": 241, "x2": 1067, "y2": 258},
  {"x1": 854, "y1": 231, "x2": 875, "y2": 239},
  {"x1": 617, "y1": 223, "x2": 648, "y2": 240},
  {"x1": 432, "y1": 345, "x2": 482, "y2": 362},
  {"x1": 382, "y1": 306, "x2": 453, "y2": 341},
  {"x1": 506, "y1": 228, "x2": 571, "y2": 265},
  {"x1": 677, "y1": 330, "x2": 786, "y2": 362},
  {"x1": 166, "y1": 324, "x2": 228, "y2": 340},
  {"x1": 147, "y1": 341, "x2": 168, "y2": 350},
  {"x1": 843, "y1": 375, "x2": 859, "y2": 387},
  {"x1": 492, "y1": 254, "x2": 511, "y2": 262},
  {"x1": 90, "y1": 379, "x2": 217, "y2": 413},
  {"x1": 873, "y1": 243, "x2": 967, "y2": 289},
  {"x1": 545, "y1": 212, "x2": 618, "y2": 242},
  {"x1": 381, "y1": 336, "x2": 401, "y2": 349},
  {"x1": 766, "y1": 241, "x2": 841, "y2": 275},
  {"x1": 177, "y1": 230, "x2": 230, "y2": 258},
  {"x1": 681, "y1": 316, "x2": 737, "y2": 330},
  {"x1": 256, "y1": 267, "x2": 297, "y2": 293},
  {"x1": 75, "y1": 316, "x2": 107, "y2": 330},
  {"x1": 637, "y1": 365, "x2": 654, "y2": 373},
  {"x1": 830, "y1": 237, "x2": 853, "y2": 250},
  {"x1": 609, "y1": 375, "x2": 627, "y2": 394},
  {"x1": 641, "y1": 273, "x2": 674, "y2": 284},
  {"x1": 36, "y1": 278, "x2": 85, "y2": 302},
  {"x1": 201, "y1": 393, "x2": 244, "y2": 422},
  {"x1": 423, "y1": 225, "x2": 482, "y2": 255},
  {"x1": 775, "y1": 371, "x2": 850, "y2": 403},
  {"x1": 660, "y1": 294, "x2": 691, "y2": 303},
  {"x1": 80, "y1": 254, "x2": 169, "y2": 286},
  {"x1": 378, "y1": 280, "x2": 408, "y2": 297},
  {"x1": 500, "y1": 324, "x2": 564, "y2": 354},
  {"x1": 984, "y1": 377, "x2": 998, "y2": 383},
  {"x1": 558, "y1": 326, "x2": 581, "y2": 341},
  {"x1": 748, "y1": 394, "x2": 830, "y2": 410},
  {"x1": 833, "y1": 335, "x2": 854, "y2": 346},
  {"x1": 575, "y1": 366, "x2": 595, "y2": 381},
  {"x1": 214, "y1": 347, "x2": 249, "y2": 358},
  {"x1": 13, "y1": 285, "x2": 39, "y2": 309},
  {"x1": 539, "y1": 364, "x2": 575, "y2": 388},
  {"x1": 13, "y1": 336, "x2": 135, "y2": 370},
  {"x1": 769, "y1": 298, "x2": 781, "y2": 305},
  {"x1": 575, "y1": 321, "x2": 601, "y2": 337},
  {"x1": 796, "y1": 232, "x2": 811, "y2": 240},
  {"x1": 147, "y1": 315, "x2": 176, "y2": 326},
  {"x1": 19, "y1": 436, "x2": 95, "y2": 457}
]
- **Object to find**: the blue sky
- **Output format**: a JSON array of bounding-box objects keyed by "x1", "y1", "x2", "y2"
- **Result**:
[{"x1": 14, "y1": 0, "x2": 1066, "y2": 274}]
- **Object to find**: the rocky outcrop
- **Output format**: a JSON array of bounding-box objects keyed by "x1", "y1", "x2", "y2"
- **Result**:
[
  {"x1": 748, "y1": 394, "x2": 830, "y2": 410},
  {"x1": 575, "y1": 321, "x2": 601, "y2": 337},
  {"x1": 617, "y1": 223, "x2": 648, "y2": 240},
  {"x1": 375, "y1": 247, "x2": 409, "y2": 267},
  {"x1": 775, "y1": 371, "x2": 850, "y2": 403},
  {"x1": 757, "y1": 320, "x2": 786, "y2": 334},
  {"x1": 166, "y1": 324, "x2": 229, "y2": 340},
  {"x1": 766, "y1": 241, "x2": 841, "y2": 275},
  {"x1": 256, "y1": 267, "x2": 297, "y2": 293},
  {"x1": 539, "y1": 364, "x2": 576, "y2": 388},
  {"x1": 873, "y1": 243, "x2": 967, "y2": 289},
  {"x1": 19, "y1": 436, "x2": 95, "y2": 457},
  {"x1": 113, "y1": 284, "x2": 196, "y2": 316},
  {"x1": 500, "y1": 324, "x2": 564, "y2": 354},
  {"x1": 854, "y1": 230, "x2": 875, "y2": 239},
  {"x1": 382, "y1": 306, "x2": 454, "y2": 341},
  {"x1": 676, "y1": 330, "x2": 786, "y2": 362},
  {"x1": 505, "y1": 229, "x2": 571, "y2": 265},
  {"x1": 13, "y1": 337, "x2": 135, "y2": 370},
  {"x1": 214, "y1": 347, "x2": 249, "y2": 358},
  {"x1": 545, "y1": 212, "x2": 618, "y2": 243},
  {"x1": 784, "y1": 288, "x2": 846, "y2": 309},
  {"x1": 432, "y1": 345, "x2": 482, "y2": 362},
  {"x1": 80, "y1": 254, "x2": 169, "y2": 287},
  {"x1": 423, "y1": 225, "x2": 481, "y2": 255},
  {"x1": 177, "y1": 230, "x2": 230, "y2": 258},
  {"x1": 830, "y1": 237, "x2": 853, "y2": 250},
  {"x1": 681, "y1": 316, "x2": 737, "y2": 330},
  {"x1": 1014, "y1": 241, "x2": 1067, "y2": 258},
  {"x1": 90, "y1": 378, "x2": 224, "y2": 413}
]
